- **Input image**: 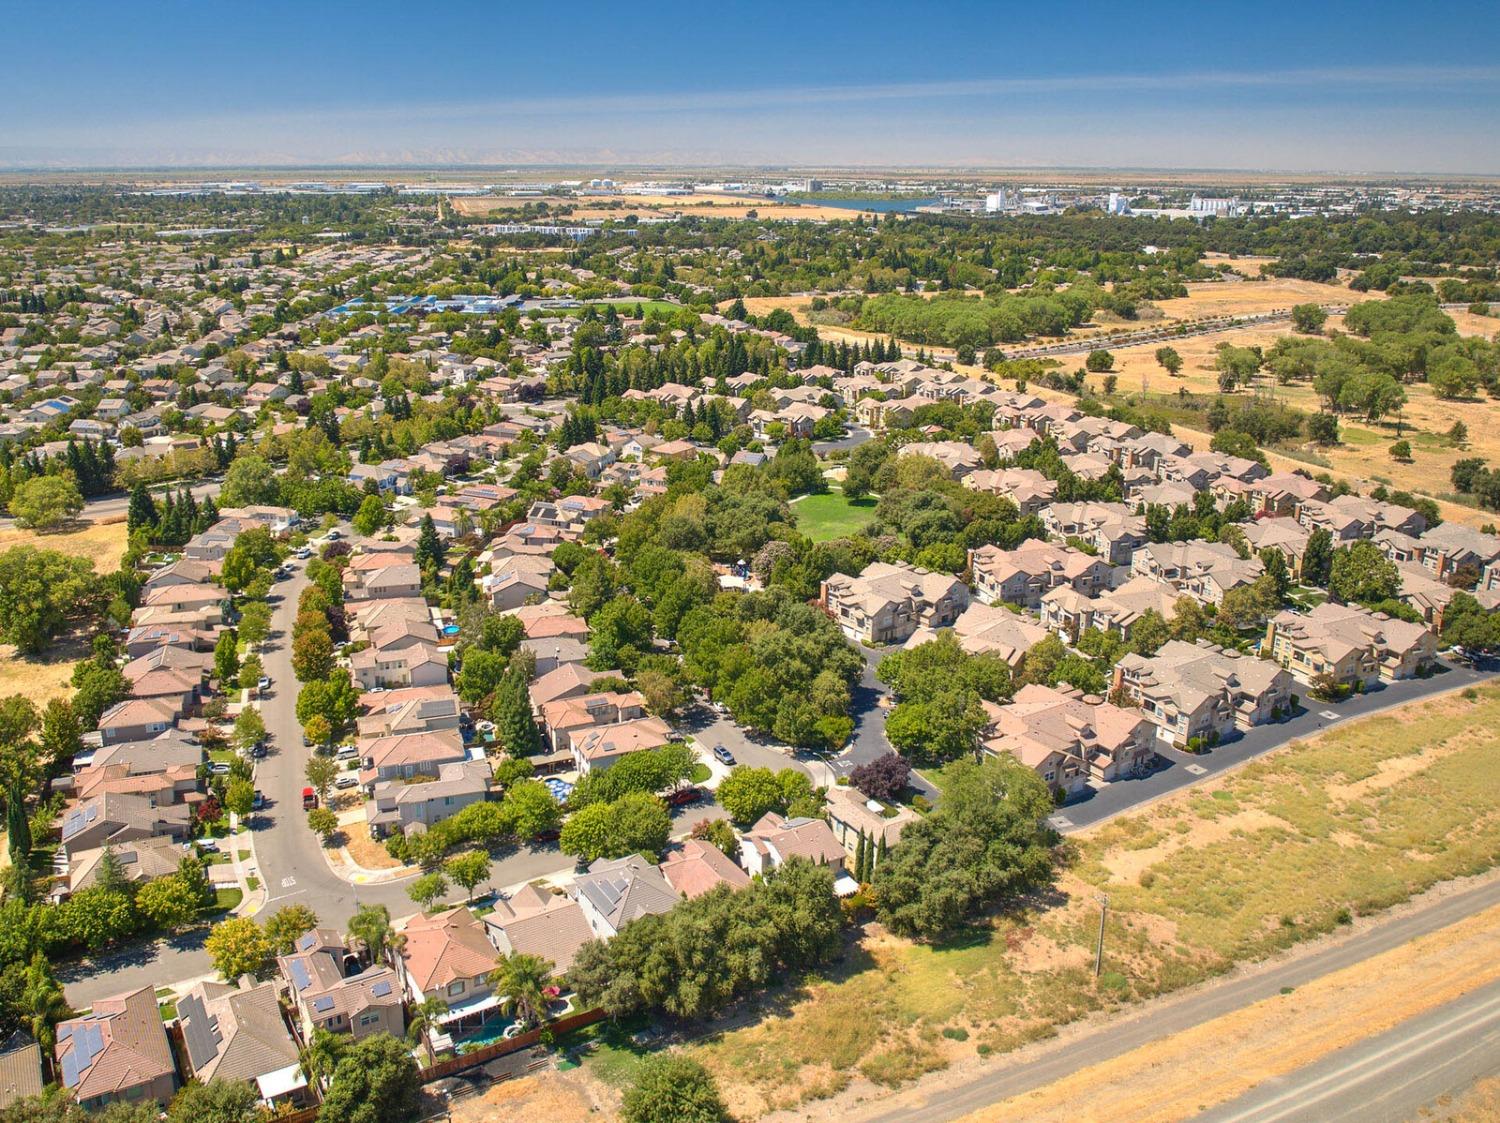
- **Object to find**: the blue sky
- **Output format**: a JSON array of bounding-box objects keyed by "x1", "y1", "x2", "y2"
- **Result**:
[{"x1": 4, "y1": 0, "x2": 1498, "y2": 171}]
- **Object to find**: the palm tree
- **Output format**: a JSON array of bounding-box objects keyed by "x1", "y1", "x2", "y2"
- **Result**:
[
  {"x1": 20, "y1": 953, "x2": 71, "y2": 1078},
  {"x1": 406, "y1": 995, "x2": 450, "y2": 1065},
  {"x1": 488, "y1": 953, "x2": 555, "y2": 1029},
  {"x1": 347, "y1": 903, "x2": 398, "y2": 967},
  {"x1": 300, "y1": 1026, "x2": 348, "y2": 1089}
]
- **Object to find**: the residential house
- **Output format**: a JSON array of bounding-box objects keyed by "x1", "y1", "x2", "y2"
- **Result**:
[
  {"x1": 0, "y1": 1032, "x2": 44, "y2": 1110},
  {"x1": 483, "y1": 884, "x2": 595, "y2": 974},
  {"x1": 569, "y1": 715, "x2": 675, "y2": 774},
  {"x1": 1264, "y1": 602, "x2": 1437, "y2": 687},
  {"x1": 902, "y1": 601, "x2": 1047, "y2": 669},
  {"x1": 366, "y1": 759, "x2": 493, "y2": 840},
  {"x1": 358, "y1": 729, "x2": 468, "y2": 788},
  {"x1": 278, "y1": 929, "x2": 404, "y2": 1041},
  {"x1": 969, "y1": 541, "x2": 1112, "y2": 610},
  {"x1": 963, "y1": 467, "x2": 1058, "y2": 515},
  {"x1": 1130, "y1": 540, "x2": 1264, "y2": 606},
  {"x1": 176, "y1": 981, "x2": 307, "y2": 1107},
  {"x1": 59, "y1": 793, "x2": 192, "y2": 856},
  {"x1": 398, "y1": 908, "x2": 501, "y2": 1040},
  {"x1": 571, "y1": 855, "x2": 679, "y2": 939},
  {"x1": 900, "y1": 440, "x2": 985, "y2": 479},
  {"x1": 981, "y1": 684, "x2": 1156, "y2": 797},
  {"x1": 739, "y1": 812, "x2": 845, "y2": 877},
  {"x1": 658, "y1": 839, "x2": 752, "y2": 898},
  {"x1": 55, "y1": 988, "x2": 178, "y2": 1111},
  {"x1": 822, "y1": 786, "x2": 919, "y2": 867},
  {"x1": 1113, "y1": 639, "x2": 1295, "y2": 749},
  {"x1": 1041, "y1": 502, "x2": 1147, "y2": 565},
  {"x1": 822, "y1": 561, "x2": 969, "y2": 645}
]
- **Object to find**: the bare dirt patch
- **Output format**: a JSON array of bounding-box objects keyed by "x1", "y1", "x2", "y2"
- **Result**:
[
  {"x1": 1099, "y1": 808, "x2": 1288, "y2": 885},
  {"x1": 0, "y1": 518, "x2": 129, "y2": 571},
  {"x1": 448, "y1": 1067, "x2": 604, "y2": 1123}
]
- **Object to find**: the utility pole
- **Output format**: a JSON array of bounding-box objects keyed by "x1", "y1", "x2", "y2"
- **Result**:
[{"x1": 1093, "y1": 893, "x2": 1109, "y2": 977}]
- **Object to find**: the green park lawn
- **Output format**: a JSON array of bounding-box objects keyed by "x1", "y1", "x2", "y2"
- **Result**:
[{"x1": 794, "y1": 489, "x2": 878, "y2": 542}]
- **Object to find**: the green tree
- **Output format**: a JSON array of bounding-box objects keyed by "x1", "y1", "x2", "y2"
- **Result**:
[
  {"x1": 489, "y1": 952, "x2": 554, "y2": 1028},
  {"x1": 213, "y1": 631, "x2": 240, "y2": 689},
  {"x1": 318, "y1": 1033, "x2": 423, "y2": 1123},
  {"x1": 220, "y1": 455, "x2": 280, "y2": 507},
  {"x1": 347, "y1": 904, "x2": 398, "y2": 966},
  {"x1": 407, "y1": 872, "x2": 449, "y2": 912},
  {"x1": 304, "y1": 755, "x2": 339, "y2": 802},
  {"x1": 299, "y1": 1027, "x2": 348, "y2": 1090},
  {"x1": 445, "y1": 851, "x2": 491, "y2": 903},
  {"x1": 351, "y1": 494, "x2": 388, "y2": 537},
  {"x1": 1302, "y1": 528, "x2": 1335, "y2": 587},
  {"x1": 295, "y1": 670, "x2": 359, "y2": 731},
  {"x1": 291, "y1": 628, "x2": 334, "y2": 683},
  {"x1": 1329, "y1": 540, "x2": 1400, "y2": 605},
  {"x1": 559, "y1": 792, "x2": 671, "y2": 861},
  {"x1": 1291, "y1": 303, "x2": 1328, "y2": 334},
  {"x1": 1390, "y1": 439, "x2": 1412, "y2": 461},
  {"x1": 1154, "y1": 346, "x2": 1183, "y2": 376},
  {"x1": 136, "y1": 875, "x2": 202, "y2": 932},
  {"x1": 8, "y1": 475, "x2": 84, "y2": 530},
  {"x1": 232, "y1": 707, "x2": 264, "y2": 754},
  {"x1": 59, "y1": 885, "x2": 138, "y2": 951},
  {"x1": 0, "y1": 547, "x2": 100, "y2": 654},
  {"x1": 873, "y1": 755, "x2": 1055, "y2": 940},
  {"x1": 165, "y1": 1078, "x2": 263, "y2": 1123},
  {"x1": 501, "y1": 778, "x2": 563, "y2": 840},
  {"x1": 17, "y1": 952, "x2": 70, "y2": 1062},
  {"x1": 1084, "y1": 349, "x2": 1114, "y2": 373},
  {"x1": 205, "y1": 916, "x2": 272, "y2": 981},
  {"x1": 622, "y1": 1055, "x2": 731, "y2": 1123},
  {"x1": 262, "y1": 904, "x2": 320, "y2": 955},
  {"x1": 307, "y1": 807, "x2": 339, "y2": 840},
  {"x1": 715, "y1": 766, "x2": 786, "y2": 825},
  {"x1": 224, "y1": 778, "x2": 255, "y2": 821},
  {"x1": 493, "y1": 665, "x2": 542, "y2": 756}
]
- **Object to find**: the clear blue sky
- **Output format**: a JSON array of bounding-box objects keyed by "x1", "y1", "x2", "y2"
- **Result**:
[{"x1": 4, "y1": 0, "x2": 1498, "y2": 172}]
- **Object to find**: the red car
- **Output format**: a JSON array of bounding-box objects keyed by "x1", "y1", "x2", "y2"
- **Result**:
[
  {"x1": 667, "y1": 786, "x2": 702, "y2": 808},
  {"x1": 302, "y1": 787, "x2": 318, "y2": 810}
]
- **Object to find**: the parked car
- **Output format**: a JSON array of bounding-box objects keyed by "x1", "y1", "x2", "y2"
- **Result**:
[
  {"x1": 712, "y1": 745, "x2": 736, "y2": 766},
  {"x1": 208, "y1": 761, "x2": 232, "y2": 775},
  {"x1": 257, "y1": 676, "x2": 271, "y2": 692},
  {"x1": 251, "y1": 790, "x2": 266, "y2": 811},
  {"x1": 325, "y1": 529, "x2": 341, "y2": 540},
  {"x1": 302, "y1": 787, "x2": 318, "y2": 810},
  {"x1": 667, "y1": 786, "x2": 702, "y2": 807},
  {"x1": 295, "y1": 547, "x2": 313, "y2": 559},
  {"x1": 335, "y1": 745, "x2": 358, "y2": 761},
  {"x1": 334, "y1": 775, "x2": 359, "y2": 790},
  {"x1": 196, "y1": 839, "x2": 219, "y2": 853}
]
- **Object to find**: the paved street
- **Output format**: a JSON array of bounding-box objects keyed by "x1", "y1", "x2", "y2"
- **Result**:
[
  {"x1": 1048, "y1": 658, "x2": 1498, "y2": 834},
  {"x1": 1199, "y1": 975, "x2": 1500, "y2": 1123},
  {"x1": 864, "y1": 874, "x2": 1500, "y2": 1123}
]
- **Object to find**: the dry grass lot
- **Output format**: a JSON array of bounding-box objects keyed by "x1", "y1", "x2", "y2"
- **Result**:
[
  {"x1": 686, "y1": 682, "x2": 1500, "y2": 1121},
  {"x1": 0, "y1": 519, "x2": 129, "y2": 705},
  {"x1": 956, "y1": 896, "x2": 1500, "y2": 1123}
]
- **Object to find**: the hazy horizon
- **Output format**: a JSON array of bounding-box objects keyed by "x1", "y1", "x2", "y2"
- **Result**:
[{"x1": 5, "y1": 0, "x2": 1499, "y2": 175}]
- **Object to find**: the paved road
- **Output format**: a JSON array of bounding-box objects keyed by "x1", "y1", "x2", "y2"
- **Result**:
[
  {"x1": 863, "y1": 874, "x2": 1500, "y2": 1123},
  {"x1": 1049, "y1": 658, "x2": 1498, "y2": 834},
  {"x1": 813, "y1": 425, "x2": 874, "y2": 454},
  {"x1": 1198, "y1": 975, "x2": 1500, "y2": 1123}
]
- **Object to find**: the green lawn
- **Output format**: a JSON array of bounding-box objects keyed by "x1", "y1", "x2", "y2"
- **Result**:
[
  {"x1": 210, "y1": 888, "x2": 242, "y2": 913},
  {"x1": 794, "y1": 489, "x2": 878, "y2": 542}
]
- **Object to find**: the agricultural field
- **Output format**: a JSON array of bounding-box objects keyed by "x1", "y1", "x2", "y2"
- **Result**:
[{"x1": 690, "y1": 681, "x2": 1500, "y2": 1120}]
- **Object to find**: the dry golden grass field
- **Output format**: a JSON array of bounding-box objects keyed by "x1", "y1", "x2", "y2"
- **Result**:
[{"x1": 684, "y1": 681, "x2": 1500, "y2": 1121}]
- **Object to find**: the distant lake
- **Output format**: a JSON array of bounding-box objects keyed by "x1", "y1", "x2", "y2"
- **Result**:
[{"x1": 806, "y1": 197, "x2": 941, "y2": 213}]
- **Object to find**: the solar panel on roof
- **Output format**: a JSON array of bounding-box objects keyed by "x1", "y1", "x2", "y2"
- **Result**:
[
  {"x1": 60, "y1": 1050, "x2": 83, "y2": 1088},
  {"x1": 371, "y1": 980, "x2": 391, "y2": 997},
  {"x1": 297, "y1": 931, "x2": 317, "y2": 951},
  {"x1": 289, "y1": 960, "x2": 311, "y2": 990},
  {"x1": 312, "y1": 996, "x2": 334, "y2": 1012}
]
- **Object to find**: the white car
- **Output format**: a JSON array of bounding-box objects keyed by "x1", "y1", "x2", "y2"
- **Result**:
[
  {"x1": 334, "y1": 775, "x2": 359, "y2": 789},
  {"x1": 257, "y1": 676, "x2": 271, "y2": 691},
  {"x1": 208, "y1": 761, "x2": 232, "y2": 775},
  {"x1": 335, "y1": 745, "x2": 358, "y2": 760}
]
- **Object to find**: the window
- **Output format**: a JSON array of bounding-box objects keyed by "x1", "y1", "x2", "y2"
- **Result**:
[
  {"x1": 359, "y1": 1012, "x2": 378, "y2": 1027},
  {"x1": 447, "y1": 981, "x2": 465, "y2": 997}
]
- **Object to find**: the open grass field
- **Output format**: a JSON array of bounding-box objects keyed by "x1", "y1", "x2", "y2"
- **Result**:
[
  {"x1": 0, "y1": 519, "x2": 128, "y2": 705},
  {"x1": 793, "y1": 488, "x2": 878, "y2": 541},
  {"x1": 690, "y1": 681, "x2": 1500, "y2": 1120}
]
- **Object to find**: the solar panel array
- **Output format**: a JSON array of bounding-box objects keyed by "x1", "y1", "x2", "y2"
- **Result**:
[
  {"x1": 312, "y1": 996, "x2": 335, "y2": 1013},
  {"x1": 371, "y1": 980, "x2": 392, "y2": 997},
  {"x1": 289, "y1": 959, "x2": 312, "y2": 991},
  {"x1": 58, "y1": 1020, "x2": 105, "y2": 1088}
]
